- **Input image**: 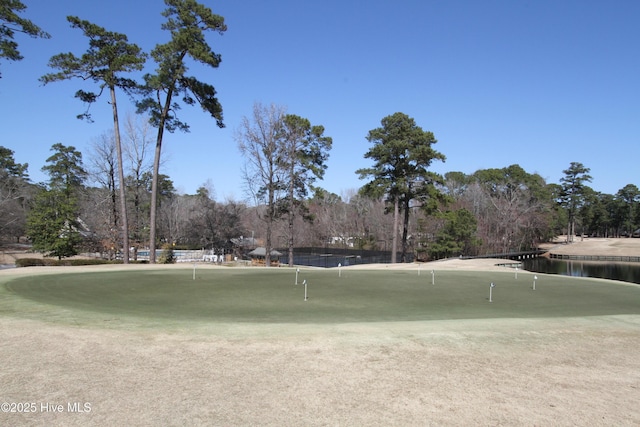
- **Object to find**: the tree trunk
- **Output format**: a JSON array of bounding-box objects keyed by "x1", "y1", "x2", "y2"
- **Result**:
[
  {"x1": 265, "y1": 220, "x2": 272, "y2": 267},
  {"x1": 288, "y1": 210, "x2": 294, "y2": 267},
  {"x1": 391, "y1": 197, "x2": 399, "y2": 263},
  {"x1": 110, "y1": 86, "x2": 129, "y2": 263},
  {"x1": 149, "y1": 139, "x2": 160, "y2": 263},
  {"x1": 265, "y1": 186, "x2": 274, "y2": 267},
  {"x1": 288, "y1": 164, "x2": 294, "y2": 267},
  {"x1": 401, "y1": 196, "x2": 410, "y2": 263},
  {"x1": 149, "y1": 89, "x2": 173, "y2": 264},
  {"x1": 109, "y1": 162, "x2": 117, "y2": 256},
  {"x1": 567, "y1": 214, "x2": 574, "y2": 243}
]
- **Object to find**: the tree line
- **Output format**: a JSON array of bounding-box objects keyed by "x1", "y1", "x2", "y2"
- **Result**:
[
  {"x1": 2, "y1": 1, "x2": 639, "y2": 263},
  {"x1": 2, "y1": 133, "x2": 638, "y2": 262}
]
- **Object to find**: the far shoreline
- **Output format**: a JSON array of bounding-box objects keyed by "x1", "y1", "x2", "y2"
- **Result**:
[{"x1": 2, "y1": 237, "x2": 639, "y2": 276}]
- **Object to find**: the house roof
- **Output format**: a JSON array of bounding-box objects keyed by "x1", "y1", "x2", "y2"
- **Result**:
[{"x1": 247, "y1": 247, "x2": 282, "y2": 257}]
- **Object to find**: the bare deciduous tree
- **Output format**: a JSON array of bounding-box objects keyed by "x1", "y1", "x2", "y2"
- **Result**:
[
  {"x1": 86, "y1": 132, "x2": 120, "y2": 258},
  {"x1": 236, "y1": 102, "x2": 287, "y2": 266},
  {"x1": 123, "y1": 113, "x2": 155, "y2": 258}
]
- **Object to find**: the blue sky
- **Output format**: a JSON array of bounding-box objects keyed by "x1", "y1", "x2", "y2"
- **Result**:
[{"x1": 2, "y1": 0, "x2": 638, "y2": 201}]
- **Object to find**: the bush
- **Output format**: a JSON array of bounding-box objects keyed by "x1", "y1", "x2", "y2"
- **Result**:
[
  {"x1": 15, "y1": 258, "x2": 148, "y2": 268},
  {"x1": 158, "y1": 243, "x2": 176, "y2": 264},
  {"x1": 15, "y1": 258, "x2": 47, "y2": 267}
]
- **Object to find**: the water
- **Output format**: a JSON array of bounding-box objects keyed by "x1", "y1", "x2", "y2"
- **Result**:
[{"x1": 522, "y1": 258, "x2": 640, "y2": 285}]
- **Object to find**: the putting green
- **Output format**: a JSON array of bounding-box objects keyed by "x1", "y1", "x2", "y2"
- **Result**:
[{"x1": 2, "y1": 267, "x2": 640, "y2": 328}]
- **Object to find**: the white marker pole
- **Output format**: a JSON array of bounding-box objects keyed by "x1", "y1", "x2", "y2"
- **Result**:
[
  {"x1": 533, "y1": 275, "x2": 537, "y2": 291},
  {"x1": 418, "y1": 264, "x2": 421, "y2": 276},
  {"x1": 431, "y1": 270, "x2": 435, "y2": 285},
  {"x1": 338, "y1": 263, "x2": 342, "y2": 278},
  {"x1": 295, "y1": 268, "x2": 300, "y2": 285},
  {"x1": 303, "y1": 279, "x2": 308, "y2": 301},
  {"x1": 193, "y1": 262, "x2": 196, "y2": 280},
  {"x1": 489, "y1": 282, "x2": 495, "y2": 302},
  {"x1": 515, "y1": 266, "x2": 518, "y2": 279}
]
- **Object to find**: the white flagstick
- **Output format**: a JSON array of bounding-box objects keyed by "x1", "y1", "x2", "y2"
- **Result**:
[
  {"x1": 303, "y1": 280, "x2": 308, "y2": 301},
  {"x1": 533, "y1": 275, "x2": 537, "y2": 291},
  {"x1": 193, "y1": 262, "x2": 196, "y2": 280},
  {"x1": 431, "y1": 270, "x2": 435, "y2": 285},
  {"x1": 489, "y1": 282, "x2": 495, "y2": 302},
  {"x1": 338, "y1": 263, "x2": 342, "y2": 277},
  {"x1": 295, "y1": 268, "x2": 300, "y2": 285},
  {"x1": 515, "y1": 266, "x2": 518, "y2": 279}
]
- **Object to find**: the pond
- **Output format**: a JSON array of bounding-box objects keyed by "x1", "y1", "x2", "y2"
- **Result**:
[{"x1": 522, "y1": 258, "x2": 640, "y2": 285}]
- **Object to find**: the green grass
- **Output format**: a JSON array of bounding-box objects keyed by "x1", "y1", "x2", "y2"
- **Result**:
[{"x1": 2, "y1": 267, "x2": 640, "y2": 329}]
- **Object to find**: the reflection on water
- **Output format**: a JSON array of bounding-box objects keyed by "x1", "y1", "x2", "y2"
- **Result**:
[{"x1": 522, "y1": 258, "x2": 640, "y2": 285}]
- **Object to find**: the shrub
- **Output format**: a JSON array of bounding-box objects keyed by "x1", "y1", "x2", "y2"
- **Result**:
[
  {"x1": 158, "y1": 243, "x2": 176, "y2": 264},
  {"x1": 15, "y1": 258, "x2": 46, "y2": 267},
  {"x1": 15, "y1": 258, "x2": 148, "y2": 267}
]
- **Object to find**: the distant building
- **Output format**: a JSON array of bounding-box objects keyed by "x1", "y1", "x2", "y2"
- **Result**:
[{"x1": 247, "y1": 247, "x2": 282, "y2": 266}]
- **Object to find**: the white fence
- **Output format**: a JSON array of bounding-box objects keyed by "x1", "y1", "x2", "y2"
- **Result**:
[{"x1": 136, "y1": 250, "x2": 228, "y2": 263}]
